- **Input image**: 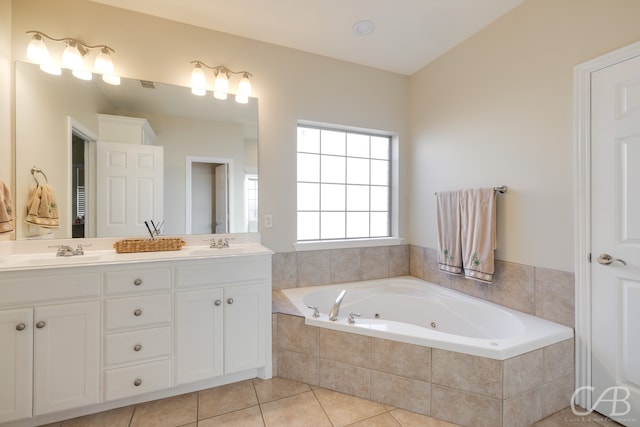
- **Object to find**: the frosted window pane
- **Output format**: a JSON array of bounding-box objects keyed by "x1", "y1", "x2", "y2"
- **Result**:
[
  {"x1": 298, "y1": 127, "x2": 320, "y2": 153},
  {"x1": 371, "y1": 136, "x2": 390, "y2": 160},
  {"x1": 321, "y1": 130, "x2": 346, "y2": 155},
  {"x1": 321, "y1": 212, "x2": 345, "y2": 239},
  {"x1": 321, "y1": 184, "x2": 345, "y2": 211},
  {"x1": 371, "y1": 160, "x2": 389, "y2": 185},
  {"x1": 347, "y1": 185, "x2": 369, "y2": 211},
  {"x1": 347, "y1": 212, "x2": 369, "y2": 238},
  {"x1": 371, "y1": 186, "x2": 388, "y2": 211},
  {"x1": 298, "y1": 212, "x2": 319, "y2": 240},
  {"x1": 347, "y1": 133, "x2": 369, "y2": 157},
  {"x1": 321, "y1": 155, "x2": 345, "y2": 183},
  {"x1": 298, "y1": 183, "x2": 319, "y2": 210},
  {"x1": 298, "y1": 153, "x2": 320, "y2": 182},
  {"x1": 347, "y1": 157, "x2": 370, "y2": 185},
  {"x1": 370, "y1": 212, "x2": 389, "y2": 237}
]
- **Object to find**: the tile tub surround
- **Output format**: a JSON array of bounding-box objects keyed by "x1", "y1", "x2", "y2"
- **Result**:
[
  {"x1": 271, "y1": 244, "x2": 573, "y2": 328},
  {"x1": 275, "y1": 313, "x2": 575, "y2": 427}
]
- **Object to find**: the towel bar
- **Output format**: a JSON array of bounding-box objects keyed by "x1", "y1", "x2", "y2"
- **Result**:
[
  {"x1": 30, "y1": 166, "x2": 49, "y2": 185},
  {"x1": 434, "y1": 186, "x2": 507, "y2": 196}
]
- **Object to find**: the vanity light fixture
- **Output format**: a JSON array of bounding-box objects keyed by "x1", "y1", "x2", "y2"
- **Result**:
[
  {"x1": 190, "y1": 61, "x2": 252, "y2": 104},
  {"x1": 26, "y1": 30, "x2": 120, "y2": 85}
]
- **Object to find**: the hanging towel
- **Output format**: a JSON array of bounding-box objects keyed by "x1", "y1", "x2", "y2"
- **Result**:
[
  {"x1": 460, "y1": 188, "x2": 497, "y2": 283},
  {"x1": 25, "y1": 183, "x2": 59, "y2": 228},
  {"x1": 0, "y1": 178, "x2": 15, "y2": 233},
  {"x1": 436, "y1": 190, "x2": 463, "y2": 275}
]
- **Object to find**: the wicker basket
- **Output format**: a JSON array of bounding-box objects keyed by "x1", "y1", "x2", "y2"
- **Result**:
[{"x1": 113, "y1": 238, "x2": 186, "y2": 254}]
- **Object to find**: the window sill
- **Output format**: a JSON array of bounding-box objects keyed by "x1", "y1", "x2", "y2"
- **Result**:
[{"x1": 293, "y1": 237, "x2": 404, "y2": 252}]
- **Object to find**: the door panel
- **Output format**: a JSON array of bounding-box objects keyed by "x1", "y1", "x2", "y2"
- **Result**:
[{"x1": 591, "y1": 54, "x2": 640, "y2": 425}]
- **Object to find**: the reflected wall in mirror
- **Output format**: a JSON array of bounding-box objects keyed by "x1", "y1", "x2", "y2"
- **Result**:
[{"x1": 15, "y1": 61, "x2": 258, "y2": 240}]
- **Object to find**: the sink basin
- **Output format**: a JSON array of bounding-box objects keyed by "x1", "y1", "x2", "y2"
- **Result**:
[{"x1": 0, "y1": 253, "x2": 106, "y2": 269}]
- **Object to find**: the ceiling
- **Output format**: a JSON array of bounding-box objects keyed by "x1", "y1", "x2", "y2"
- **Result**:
[{"x1": 90, "y1": 0, "x2": 525, "y2": 75}]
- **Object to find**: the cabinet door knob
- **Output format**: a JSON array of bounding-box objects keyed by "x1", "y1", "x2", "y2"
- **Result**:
[
  {"x1": 134, "y1": 379, "x2": 142, "y2": 387},
  {"x1": 134, "y1": 278, "x2": 142, "y2": 286},
  {"x1": 15, "y1": 323, "x2": 26, "y2": 331},
  {"x1": 214, "y1": 300, "x2": 222, "y2": 306},
  {"x1": 134, "y1": 309, "x2": 143, "y2": 317},
  {"x1": 227, "y1": 298, "x2": 234, "y2": 305},
  {"x1": 35, "y1": 321, "x2": 46, "y2": 329},
  {"x1": 134, "y1": 344, "x2": 142, "y2": 352}
]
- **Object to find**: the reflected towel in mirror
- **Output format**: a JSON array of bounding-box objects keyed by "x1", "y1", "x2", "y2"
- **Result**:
[
  {"x1": 25, "y1": 183, "x2": 59, "y2": 228},
  {"x1": 0, "y1": 177, "x2": 15, "y2": 233}
]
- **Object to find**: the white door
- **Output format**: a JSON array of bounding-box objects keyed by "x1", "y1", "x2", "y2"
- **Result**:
[
  {"x1": 191, "y1": 162, "x2": 214, "y2": 234},
  {"x1": 0, "y1": 309, "x2": 32, "y2": 423},
  {"x1": 96, "y1": 141, "x2": 163, "y2": 237},
  {"x1": 224, "y1": 283, "x2": 266, "y2": 374},
  {"x1": 591, "y1": 54, "x2": 640, "y2": 425},
  {"x1": 33, "y1": 302, "x2": 100, "y2": 416},
  {"x1": 175, "y1": 288, "x2": 224, "y2": 384},
  {"x1": 215, "y1": 164, "x2": 228, "y2": 233}
]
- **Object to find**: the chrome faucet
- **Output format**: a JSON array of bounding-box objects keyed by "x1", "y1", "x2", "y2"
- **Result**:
[{"x1": 328, "y1": 290, "x2": 346, "y2": 321}]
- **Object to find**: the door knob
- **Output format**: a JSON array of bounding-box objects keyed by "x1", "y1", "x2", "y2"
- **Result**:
[{"x1": 597, "y1": 254, "x2": 627, "y2": 266}]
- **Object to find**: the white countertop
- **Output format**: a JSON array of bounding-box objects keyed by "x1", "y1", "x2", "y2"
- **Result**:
[{"x1": 0, "y1": 234, "x2": 273, "y2": 271}]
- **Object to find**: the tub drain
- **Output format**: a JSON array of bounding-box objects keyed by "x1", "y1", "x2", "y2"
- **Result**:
[
  {"x1": 374, "y1": 313, "x2": 380, "y2": 319},
  {"x1": 430, "y1": 322, "x2": 437, "y2": 329}
]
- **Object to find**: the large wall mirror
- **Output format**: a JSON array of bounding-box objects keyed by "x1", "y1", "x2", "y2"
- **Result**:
[{"x1": 15, "y1": 61, "x2": 258, "y2": 240}]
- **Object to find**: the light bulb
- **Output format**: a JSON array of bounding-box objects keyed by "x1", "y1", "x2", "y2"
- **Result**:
[
  {"x1": 235, "y1": 74, "x2": 252, "y2": 104},
  {"x1": 94, "y1": 48, "x2": 114, "y2": 75},
  {"x1": 191, "y1": 63, "x2": 206, "y2": 96},
  {"x1": 40, "y1": 64, "x2": 61, "y2": 75},
  {"x1": 26, "y1": 34, "x2": 49, "y2": 64},
  {"x1": 72, "y1": 68, "x2": 93, "y2": 81},
  {"x1": 213, "y1": 70, "x2": 229, "y2": 100},
  {"x1": 62, "y1": 42, "x2": 83, "y2": 70},
  {"x1": 102, "y1": 74, "x2": 121, "y2": 85}
]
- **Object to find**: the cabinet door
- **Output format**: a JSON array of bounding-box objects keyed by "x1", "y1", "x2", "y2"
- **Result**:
[
  {"x1": 33, "y1": 301, "x2": 100, "y2": 416},
  {"x1": 0, "y1": 308, "x2": 33, "y2": 423},
  {"x1": 224, "y1": 283, "x2": 267, "y2": 374},
  {"x1": 175, "y1": 288, "x2": 224, "y2": 384}
]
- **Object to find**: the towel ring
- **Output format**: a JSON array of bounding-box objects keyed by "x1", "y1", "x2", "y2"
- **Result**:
[{"x1": 30, "y1": 167, "x2": 49, "y2": 185}]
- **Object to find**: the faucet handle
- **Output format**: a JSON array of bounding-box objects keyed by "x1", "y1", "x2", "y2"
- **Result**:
[
  {"x1": 348, "y1": 312, "x2": 361, "y2": 324},
  {"x1": 73, "y1": 243, "x2": 91, "y2": 256},
  {"x1": 307, "y1": 305, "x2": 320, "y2": 318}
]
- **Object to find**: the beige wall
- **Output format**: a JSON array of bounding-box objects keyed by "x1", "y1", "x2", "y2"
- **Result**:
[
  {"x1": 9, "y1": 0, "x2": 410, "y2": 252},
  {"x1": 409, "y1": 0, "x2": 640, "y2": 272}
]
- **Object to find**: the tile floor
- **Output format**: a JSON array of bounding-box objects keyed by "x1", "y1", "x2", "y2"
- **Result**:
[{"x1": 44, "y1": 377, "x2": 620, "y2": 427}]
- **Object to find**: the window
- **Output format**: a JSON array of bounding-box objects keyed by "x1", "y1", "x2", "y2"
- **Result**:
[{"x1": 297, "y1": 124, "x2": 391, "y2": 242}]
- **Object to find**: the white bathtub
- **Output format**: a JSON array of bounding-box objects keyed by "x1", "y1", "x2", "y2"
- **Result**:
[{"x1": 281, "y1": 276, "x2": 573, "y2": 360}]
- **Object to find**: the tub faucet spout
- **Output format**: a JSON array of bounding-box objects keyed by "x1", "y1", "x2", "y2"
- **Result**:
[{"x1": 329, "y1": 290, "x2": 346, "y2": 321}]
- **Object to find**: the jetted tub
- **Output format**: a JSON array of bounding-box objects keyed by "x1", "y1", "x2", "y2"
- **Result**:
[{"x1": 282, "y1": 276, "x2": 573, "y2": 360}]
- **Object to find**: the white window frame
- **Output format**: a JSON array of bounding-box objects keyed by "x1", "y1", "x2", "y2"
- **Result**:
[{"x1": 294, "y1": 121, "x2": 402, "y2": 251}]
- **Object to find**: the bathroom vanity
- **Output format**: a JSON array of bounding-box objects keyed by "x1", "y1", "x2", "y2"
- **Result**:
[{"x1": 0, "y1": 238, "x2": 272, "y2": 426}]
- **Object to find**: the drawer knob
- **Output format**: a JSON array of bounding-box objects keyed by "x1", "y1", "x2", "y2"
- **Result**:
[
  {"x1": 35, "y1": 321, "x2": 46, "y2": 329},
  {"x1": 15, "y1": 323, "x2": 26, "y2": 331},
  {"x1": 134, "y1": 344, "x2": 142, "y2": 352},
  {"x1": 227, "y1": 298, "x2": 234, "y2": 305},
  {"x1": 214, "y1": 299, "x2": 222, "y2": 306},
  {"x1": 134, "y1": 309, "x2": 143, "y2": 317},
  {"x1": 134, "y1": 278, "x2": 142, "y2": 286},
  {"x1": 134, "y1": 379, "x2": 142, "y2": 387}
]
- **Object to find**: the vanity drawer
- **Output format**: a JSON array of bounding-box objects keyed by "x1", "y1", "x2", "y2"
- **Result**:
[
  {"x1": 105, "y1": 294, "x2": 171, "y2": 330},
  {"x1": 105, "y1": 268, "x2": 171, "y2": 295},
  {"x1": 0, "y1": 272, "x2": 101, "y2": 306},
  {"x1": 175, "y1": 257, "x2": 270, "y2": 288},
  {"x1": 104, "y1": 359, "x2": 172, "y2": 401},
  {"x1": 104, "y1": 326, "x2": 171, "y2": 366}
]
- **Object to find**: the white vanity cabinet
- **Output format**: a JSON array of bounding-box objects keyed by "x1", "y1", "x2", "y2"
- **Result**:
[
  {"x1": 0, "y1": 246, "x2": 272, "y2": 426},
  {"x1": 174, "y1": 256, "x2": 270, "y2": 384},
  {"x1": 0, "y1": 270, "x2": 101, "y2": 424}
]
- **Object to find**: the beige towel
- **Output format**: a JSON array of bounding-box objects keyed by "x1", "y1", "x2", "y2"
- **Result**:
[
  {"x1": 25, "y1": 183, "x2": 59, "y2": 228},
  {"x1": 0, "y1": 178, "x2": 15, "y2": 233},
  {"x1": 460, "y1": 188, "x2": 497, "y2": 283},
  {"x1": 436, "y1": 190, "x2": 463, "y2": 275}
]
